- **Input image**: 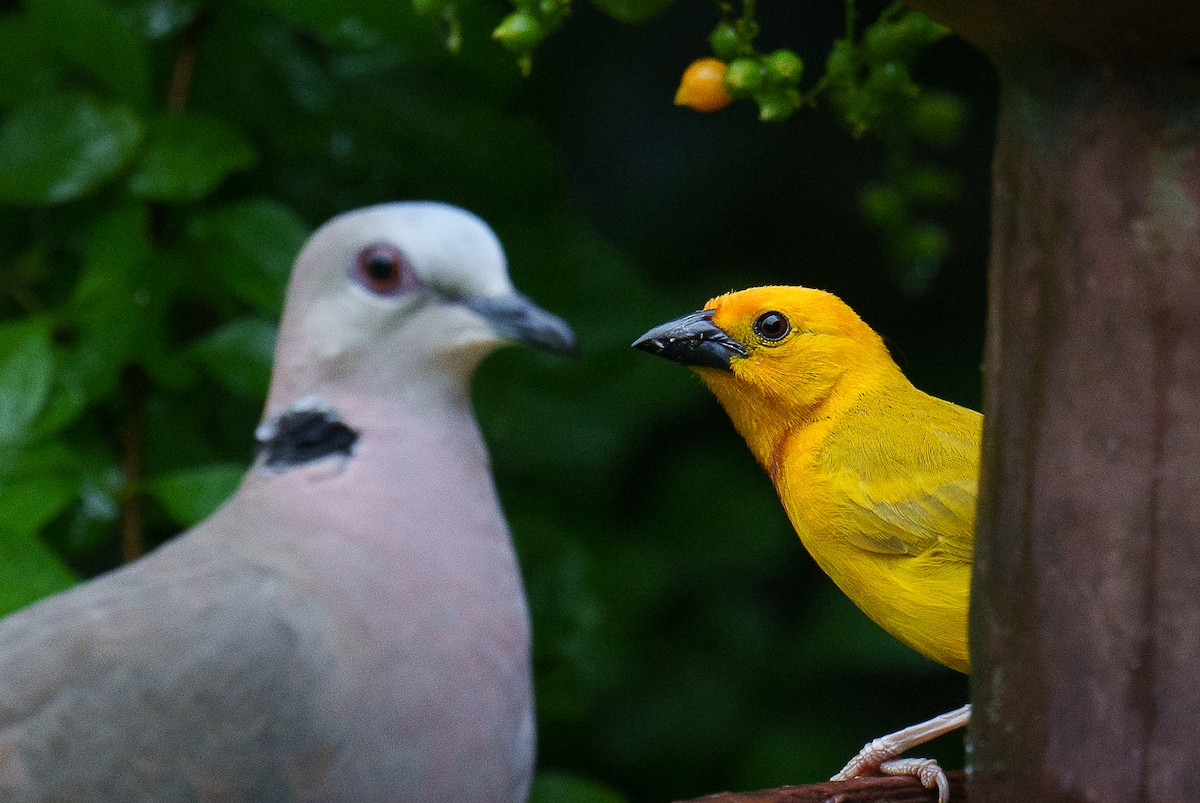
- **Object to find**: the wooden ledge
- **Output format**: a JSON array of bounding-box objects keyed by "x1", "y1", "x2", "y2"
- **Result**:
[{"x1": 677, "y1": 771, "x2": 966, "y2": 802}]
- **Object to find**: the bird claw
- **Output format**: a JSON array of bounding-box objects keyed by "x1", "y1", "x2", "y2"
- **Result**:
[
  {"x1": 833, "y1": 749, "x2": 950, "y2": 802},
  {"x1": 881, "y1": 757, "x2": 950, "y2": 803},
  {"x1": 830, "y1": 735, "x2": 891, "y2": 781},
  {"x1": 830, "y1": 704, "x2": 968, "y2": 802}
]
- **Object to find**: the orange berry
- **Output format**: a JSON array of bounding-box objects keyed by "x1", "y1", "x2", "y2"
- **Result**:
[{"x1": 674, "y1": 57, "x2": 734, "y2": 112}]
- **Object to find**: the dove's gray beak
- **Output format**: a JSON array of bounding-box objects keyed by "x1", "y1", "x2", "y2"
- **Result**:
[{"x1": 464, "y1": 292, "x2": 579, "y2": 357}]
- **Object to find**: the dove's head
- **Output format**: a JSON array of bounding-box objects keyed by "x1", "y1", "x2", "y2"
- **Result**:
[{"x1": 264, "y1": 202, "x2": 577, "y2": 418}]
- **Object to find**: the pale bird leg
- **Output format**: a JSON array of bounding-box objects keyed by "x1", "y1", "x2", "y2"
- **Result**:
[{"x1": 831, "y1": 703, "x2": 971, "y2": 803}]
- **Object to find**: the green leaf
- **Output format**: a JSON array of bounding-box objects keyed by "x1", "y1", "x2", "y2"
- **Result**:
[
  {"x1": 150, "y1": 463, "x2": 245, "y2": 528},
  {"x1": 128, "y1": 113, "x2": 258, "y2": 202},
  {"x1": 260, "y1": 0, "x2": 429, "y2": 48},
  {"x1": 0, "y1": 529, "x2": 77, "y2": 617},
  {"x1": 0, "y1": 476, "x2": 78, "y2": 536},
  {"x1": 27, "y1": 0, "x2": 152, "y2": 108},
  {"x1": 63, "y1": 204, "x2": 154, "y2": 399},
  {"x1": 32, "y1": 369, "x2": 91, "y2": 439},
  {"x1": 189, "y1": 200, "x2": 309, "y2": 315},
  {"x1": 0, "y1": 13, "x2": 58, "y2": 109},
  {"x1": 64, "y1": 470, "x2": 122, "y2": 555},
  {"x1": 12, "y1": 441, "x2": 85, "y2": 483},
  {"x1": 0, "y1": 322, "x2": 54, "y2": 445},
  {"x1": 135, "y1": 0, "x2": 201, "y2": 40},
  {"x1": 585, "y1": 0, "x2": 675, "y2": 24},
  {"x1": 191, "y1": 317, "x2": 278, "y2": 399},
  {"x1": 0, "y1": 92, "x2": 143, "y2": 205}
]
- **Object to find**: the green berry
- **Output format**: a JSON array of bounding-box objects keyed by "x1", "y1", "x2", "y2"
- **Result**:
[
  {"x1": 899, "y1": 11, "x2": 948, "y2": 47},
  {"x1": 859, "y1": 184, "x2": 907, "y2": 229},
  {"x1": 909, "y1": 91, "x2": 967, "y2": 146},
  {"x1": 865, "y1": 60, "x2": 914, "y2": 97},
  {"x1": 538, "y1": 0, "x2": 569, "y2": 26},
  {"x1": 824, "y1": 41, "x2": 857, "y2": 83},
  {"x1": 725, "y1": 58, "x2": 764, "y2": 95},
  {"x1": 898, "y1": 222, "x2": 951, "y2": 264},
  {"x1": 764, "y1": 49, "x2": 803, "y2": 84},
  {"x1": 757, "y1": 87, "x2": 800, "y2": 122},
  {"x1": 834, "y1": 86, "x2": 879, "y2": 136},
  {"x1": 902, "y1": 166, "x2": 963, "y2": 203},
  {"x1": 708, "y1": 22, "x2": 742, "y2": 61},
  {"x1": 492, "y1": 10, "x2": 544, "y2": 52},
  {"x1": 864, "y1": 22, "x2": 904, "y2": 61}
]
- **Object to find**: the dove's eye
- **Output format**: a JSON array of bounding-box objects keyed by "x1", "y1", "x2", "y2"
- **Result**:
[{"x1": 352, "y1": 243, "x2": 420, "y2": 296}]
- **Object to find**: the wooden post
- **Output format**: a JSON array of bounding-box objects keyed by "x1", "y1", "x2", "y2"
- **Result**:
[
  {"x1": 974, "y1": 53, "x2": 1200, "y2": 801},
  {"x1": 905, "y1": 1, "x2": 1200, "y2": 799}
]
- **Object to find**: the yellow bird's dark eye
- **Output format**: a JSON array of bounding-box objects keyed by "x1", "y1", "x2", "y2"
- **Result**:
[{"x1": 753, "y1": 311, "x2": 790, "y2": 342}]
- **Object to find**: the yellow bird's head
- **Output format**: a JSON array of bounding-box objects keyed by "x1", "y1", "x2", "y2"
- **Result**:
[{"x1": 633, "y1": 286, "x2": 902, "y2": 458}]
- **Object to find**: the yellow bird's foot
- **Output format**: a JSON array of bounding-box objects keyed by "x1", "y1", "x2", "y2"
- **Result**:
[{"x1": 830, "y1": 703, "x2": 971, "y2": 803}]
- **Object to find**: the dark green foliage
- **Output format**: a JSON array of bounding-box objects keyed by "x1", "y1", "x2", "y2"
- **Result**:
[
  {"x1": 0, "y1": 93, "x2": 144, "y2": 204},
  {"x1": 0, "y1": 0, "x2": 991, "y2": 798},
  {"x1": 588, "y1": 0, "x2": 674, "y2": 24},
  {"x1": 822, "y1": 5, "x2": 970, "y2": 293}
]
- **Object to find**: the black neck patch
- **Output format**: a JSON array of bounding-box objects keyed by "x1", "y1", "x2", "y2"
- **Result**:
[{"x1": 255, "y1": 408, "x2": 359, "y2": 470}]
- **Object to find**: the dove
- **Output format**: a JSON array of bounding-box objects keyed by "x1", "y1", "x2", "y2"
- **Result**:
[{"x1": 0, "y1": 202, "x2": 577, "y2": 802}]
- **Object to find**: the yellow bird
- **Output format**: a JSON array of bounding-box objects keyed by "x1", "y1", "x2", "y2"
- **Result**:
[{"x1": 633, "y1": 285, "x2": 979, "y2": 801}]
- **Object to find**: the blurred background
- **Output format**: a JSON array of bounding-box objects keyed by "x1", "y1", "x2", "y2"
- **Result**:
[{"x1": 0, "y1": 0, "x2": 994, "y2": 799}]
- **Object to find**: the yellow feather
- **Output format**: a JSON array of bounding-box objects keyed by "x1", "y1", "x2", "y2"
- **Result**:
[{"x1": 693, "y1": 286, "x2": 979, "y2": 674}]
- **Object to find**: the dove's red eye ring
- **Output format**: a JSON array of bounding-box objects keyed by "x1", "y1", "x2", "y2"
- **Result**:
[{"x1": 352, "y1": 243, "x2": 421, "y2": 296}]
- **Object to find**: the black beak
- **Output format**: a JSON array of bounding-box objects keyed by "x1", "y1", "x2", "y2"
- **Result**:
[
  {"x1": 632, "y1": 309, "x2": 747, "y2": 370},
  {"x1": 465, "y1": 292, "x2": 580, "y2": 357}
]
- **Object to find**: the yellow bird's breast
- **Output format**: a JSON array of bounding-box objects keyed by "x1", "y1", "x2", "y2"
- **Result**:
[{"x1": 772, "y1": 399, "x2": 978, "y2": 674}]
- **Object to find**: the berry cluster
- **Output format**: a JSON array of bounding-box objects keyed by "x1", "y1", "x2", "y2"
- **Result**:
[
  {"x1": 674, "y1": 1, "x2": 968, "y2": 291},
  {"x1": 675, "y1": 0, "x2": 806, "y2": 123},
  {"x1": 493, "y1": 0, "x2": 572, "y2": 75},
  {"x1": 481, "y1": 0, "x2": 970, "y2": 291}
]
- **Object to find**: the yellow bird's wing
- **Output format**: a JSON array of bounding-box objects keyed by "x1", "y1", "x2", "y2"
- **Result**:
[
  {"x1": 826, "y1": 402, "x2": 980, "y2": 563},
  {"x1": 841, "y1": 474, "x2": 975, "y2": 561}
]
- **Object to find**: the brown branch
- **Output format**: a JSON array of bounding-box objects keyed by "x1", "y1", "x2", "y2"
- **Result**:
[
  {"x1": 120, "y1": 18, "x2": 208, "y2": 563},
  {"x1": 677, "y1": 772, "x2": 966, "y2": 803},
  {"x1": 166, "y1": 16, "x2": 204, "y2": 114}
]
